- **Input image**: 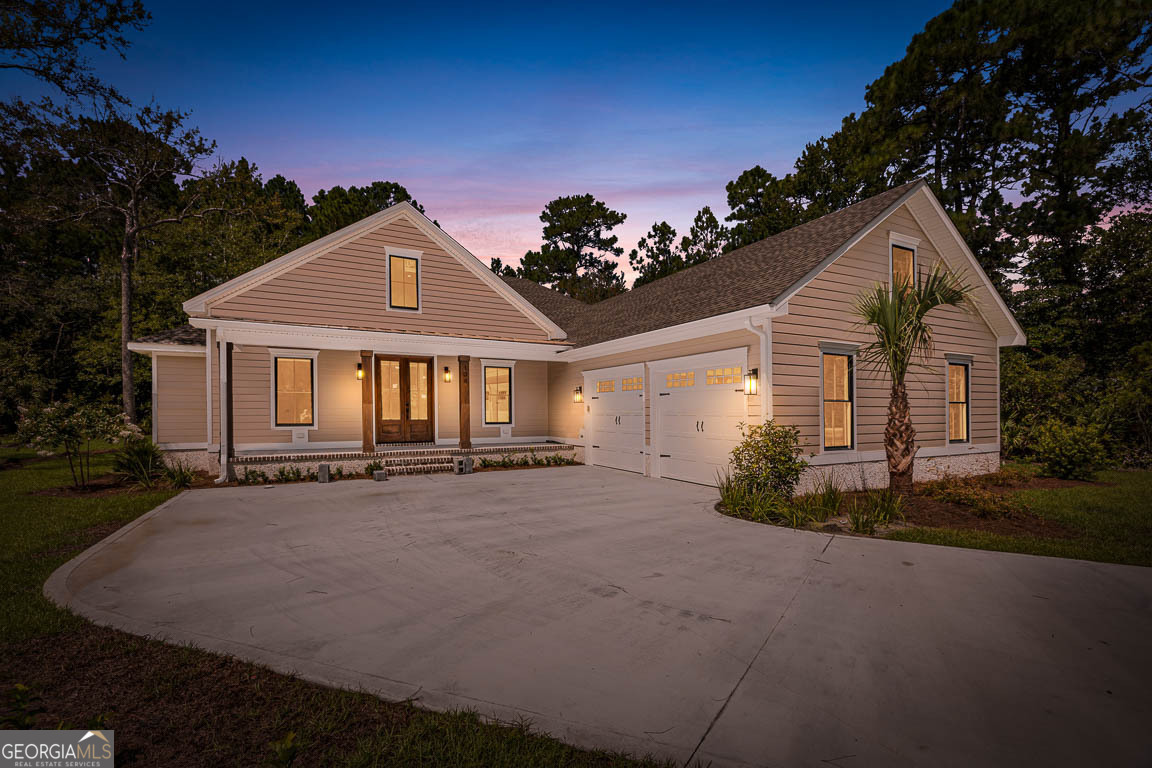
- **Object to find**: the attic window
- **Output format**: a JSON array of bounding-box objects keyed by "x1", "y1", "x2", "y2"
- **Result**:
[
  {"x1": 389, "y1": 255, "x2": 420, "y2": 310},
  {"x1": 891, "y1": 244, "x2": 916, "y2": 292}
]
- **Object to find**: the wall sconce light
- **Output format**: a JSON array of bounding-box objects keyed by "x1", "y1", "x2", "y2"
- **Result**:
[
  {"x1": 443, "y1": 366, "x2": 452, "y2": 383},
  {"x1": 356, "y1": 362, "x2": 364, "y2": 381},
  {"x1": 573, "y1": 386, "x2": 583, "y2": 404},
  {"x1": 743, "y1": 368, "x2": 758, "y2": 396}
]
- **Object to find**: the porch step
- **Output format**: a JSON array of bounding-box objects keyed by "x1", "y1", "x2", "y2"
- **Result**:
[{"x1": 382, "y1": 456, "x2": 455, "y2": 474}]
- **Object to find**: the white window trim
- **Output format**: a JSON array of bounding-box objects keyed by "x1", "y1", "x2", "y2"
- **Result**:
[
  {"x1": 945, "y1": 354, "x2": 973, "y2": 447},
  {"x1": 889, "y1": 231, "x2": 920, "y2": 292},
  {"x1": 385, "y1": 246, "x2": 423, "y2": 313},
  {"x1": 480, "y1": 358, "x2": 516, "y2": 427},
  {"x1": 819, "y1": 342, "x2": 858, "y2": 454},
  {"x1": 268, "y1": 348, "x2": 320, "y2": 431}
]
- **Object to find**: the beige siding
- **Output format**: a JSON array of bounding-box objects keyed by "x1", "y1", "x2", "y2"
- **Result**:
[
  {"x1": 208, "y1": 215, "x2": 550, "y2": 341},
  {"x1": 437, "y1": 357, "x2": 550, "y2": 440},
  {"x1": 311, "y1": 350, "x2": 362, "y2": 442},
  {"x1": 772, "y1": 203, "x2": 999, "y2": 455},
  {"x1": 232, "y1": 346, "x2": 289, "y2": 446},
  {"x1": 155, "y1": 354, "x2": 207, "y2": 444},
  {"x1": 548, "y1": 330, "x2": 762, "y2": 442}
]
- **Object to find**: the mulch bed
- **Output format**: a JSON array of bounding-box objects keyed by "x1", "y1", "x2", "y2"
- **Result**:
[
  {"x1": 892, "y1": 493, "x2": 1079, "y2": 539},
  {"x1": 1, "y1": 625, "x2": 419, "y2": 768}
]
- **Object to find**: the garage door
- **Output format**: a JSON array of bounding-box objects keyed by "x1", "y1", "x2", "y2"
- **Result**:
[
  {"x1": 652, "y1": 349, "x2": 748, "y2": 486},
  {"x1": 584, "y1": 364, "x2": 645, "y2": 474}
]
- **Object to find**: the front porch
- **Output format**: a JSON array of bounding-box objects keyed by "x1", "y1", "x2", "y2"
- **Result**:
[{"x1": 198, "y1": 320, "x2": 576, "y2": 481}]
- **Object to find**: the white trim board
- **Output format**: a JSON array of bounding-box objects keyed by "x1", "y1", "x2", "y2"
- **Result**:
[
  {"x1": 189, "y1": 318, "x2": 569, "y2": 361},
  {"x1": 127, "y1": 343, "x2": 206, "y2": 356},
  {"x1": 181, "y1": 203, "x2": 567, "y2": 341}
]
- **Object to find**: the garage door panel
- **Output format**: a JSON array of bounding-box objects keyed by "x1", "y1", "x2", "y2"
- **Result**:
[
  {"x1": 654, "y1": 352, "x2": 748, "y2": 487},
  {"x1": 587, "y1": 374, "x2": 645, "y2": 474}
]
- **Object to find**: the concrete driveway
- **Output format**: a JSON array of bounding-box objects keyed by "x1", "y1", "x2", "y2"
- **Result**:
[{"x1": 49, "y1": 466, "x2": 1152, "y2": 767}]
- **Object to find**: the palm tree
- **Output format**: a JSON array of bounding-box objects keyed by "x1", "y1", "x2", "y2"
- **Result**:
[{"x1": 855, "y1": 265, "x2": 973, "y2": 494}]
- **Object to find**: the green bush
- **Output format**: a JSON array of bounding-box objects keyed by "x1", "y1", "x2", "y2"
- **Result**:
[
  {"x1": 163, "y1": 459, "x2": 196, "y2": 489},
  {"x1": 113, "y1": 438, "x2": 165, "y2": 489},
  {"x1": 1034, "y1": 420, "x2": 1108, "y2": 481},
  {"x1": 717, "y1": 470, "x2": 783, "y2": 522},
  {"x1": 777, "y1": 503, "x2": 811, "y2": 529},
  {"x1": 921, "y1": 475, "x2": 1027, "y2": 519},
  {"x1": 273, "y1": 465, "x2": 302, "y2": 483},
  {"x1": 791, "y1": 494, "x2": 827, "y2": 523},
  {"x1": 846, "y1": 500, "x2": 876, "y2": 535},
  {"x1": 864, "y1": 488, "x2": 904, "y2": 525},
  {"x1": 238, "y1": 467, "x2": 269, "y2": 485},
  {"x1": 813, "y1": 474, "x2": 844, "y2": 518},
  {"x1": 728, "y1": 420, "x2": 808, "y2": 500},
  {"x1": 364, "y1": 460, "x2": 384, "y2": 474}
]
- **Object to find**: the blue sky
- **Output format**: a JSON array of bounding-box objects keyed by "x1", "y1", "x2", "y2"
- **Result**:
[{"x1": 2, "y1": 0, "x2": 951, "y2": 273}]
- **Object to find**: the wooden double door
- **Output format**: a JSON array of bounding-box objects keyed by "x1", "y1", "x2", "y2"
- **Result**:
[{"x1": 375, "y1": 355, "x2": 434, "y2": 443}]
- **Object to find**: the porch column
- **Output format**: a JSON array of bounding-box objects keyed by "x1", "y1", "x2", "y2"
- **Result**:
[
  {"x1": 458, "y1": 355, "x2": 471, "y2": 450},
  {"x1": 360, "y1": 349, "x2": 374, "y2": 454}
]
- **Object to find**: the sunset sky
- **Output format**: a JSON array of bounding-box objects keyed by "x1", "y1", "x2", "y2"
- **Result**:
[{"x1": 1, "y1": 0, "x2": 951, "y2": 279}]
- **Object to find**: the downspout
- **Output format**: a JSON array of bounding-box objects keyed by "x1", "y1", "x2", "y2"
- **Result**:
[{"x1": 745, "y1": 315, "x2": 773, "y2": 424}]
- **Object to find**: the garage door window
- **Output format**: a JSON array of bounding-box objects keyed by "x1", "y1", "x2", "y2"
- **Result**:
[
  {"x1": 597, "y1": 379, "x2": 615, "y2": 393},
  {"x1": 706, "y1": 367, "x2": 741, "y2": 385},
  {"x1": 666, "y1": 371, "x2": 694, "y2": 388},
  {"x1": 622, "y1": 376, "x2": 642, "y2": 391},
  {"x1": 822, "y1": 353, "x2": 854, "y2": 450}
]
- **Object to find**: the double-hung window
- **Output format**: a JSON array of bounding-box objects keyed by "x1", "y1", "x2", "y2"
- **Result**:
[
  {"x1": 948, "y1": 362, "x2": 970, "y2": 443},
  {"x1": 274, "y1": 356, "x2": 314, "y2": 427},
  {"x1": 891, "y1": 244, "x2": 916, "y2": 292},
  {"x1": 822, "y1": 352, "x2": 854, "y2": 450},
  {"x1": 483, "y1": 365, "x2": 512, "y2": 425},
  {"x1": 389, "y1": 254, "x2": 420, "y2": 310}
]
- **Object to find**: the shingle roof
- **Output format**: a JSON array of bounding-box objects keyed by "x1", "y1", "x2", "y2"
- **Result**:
[
  {"x1": 134, "y1": 325, "x2": 205, "y2": 345},
  {"x1": 503, "y1": 179, "x2": 924, "y2": 347}
]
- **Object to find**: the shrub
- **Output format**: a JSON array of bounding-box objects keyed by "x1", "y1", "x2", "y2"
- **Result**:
[
  {"x1": 273, "y1": 465, "x2": 302, "y2": 483},
  {"x1": 113, "y1": 438, "x2": 165, "y2": 489},
  {"x1": 983, "y1": 463, "x2": 1039, "y2": 487},
  {"x1": 331, "y1": 465, "x2": 344, "y2": 479},
  {"x1": 717, "y1": 470, "x2": 783, "y2": 522},
  {"x1": 791, "y1": 494, "x2": 827, "y2": 523},
  {"x1": 728, "y1": 421, "x2": 808, "y2": 500},
  {"x1": 1033, "y1": 420, "x2": 1108, "y2": 481},
  {"x1": 163, "y1": 460, "x2": 196, "y2": 489},
  {"x1": 777, "y1": 503, "x2": 811, "y2": 529},
  {"x1": 239, "y1": 467, "x2": 269, "y2": 485},
  {"x1": 846, "y1": 500, "x2": 876, "y2": 535},
  {"x1": 921, "y1": 475, "x2": 1027, "y2": 519},
  {"x1": 16, "y1": 400, "x2": 127, "y2": 488},
  {"x1": 864, "y1": 488, "x2": 904, "y2": 526},
  {"x1": 365, "y1": 460, "x2": 384, "y2": 474},
  {"x1": 813, "y1": 474, "x2": 844, "y2": 518}
]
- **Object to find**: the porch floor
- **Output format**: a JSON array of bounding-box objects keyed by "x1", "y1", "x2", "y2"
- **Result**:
[{"x1": 232, "y1": 441, "x2": 577, "y2": 464}]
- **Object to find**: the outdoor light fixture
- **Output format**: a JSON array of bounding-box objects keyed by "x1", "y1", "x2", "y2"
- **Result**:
[
  {"x1": 573, "y1": 386, "x2": 583, "y2": 403},
  {"x1": 443, "y1": 366, "x2": 452, "y2": 383},
  {"x1": 743, "y1": 368, "x2": 758, "y2": 396},
  {"x1": 356, "y1": 362, "x2": 364, "y2": 381}
]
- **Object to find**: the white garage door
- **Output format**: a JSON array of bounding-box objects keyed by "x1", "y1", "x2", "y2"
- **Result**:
[
  {"x1": 653, "y1": 349, "x2": 748, "y2": 486},
  {"x1": 584, "y1": 364, "x2": 645, "y2": 474}
]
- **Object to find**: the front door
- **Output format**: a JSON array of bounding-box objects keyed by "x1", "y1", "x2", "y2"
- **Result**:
[{"x1": 376, "y1": 356, "x2": 433, "y2": 443}]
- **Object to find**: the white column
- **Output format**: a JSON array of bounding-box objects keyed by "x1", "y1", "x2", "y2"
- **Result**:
[
  {"x1": 216, "y1": 336, "x2": 229, "y2": 483},
  {"x1": 205, "y1": 328, "x2": 213, "y2": 446}
]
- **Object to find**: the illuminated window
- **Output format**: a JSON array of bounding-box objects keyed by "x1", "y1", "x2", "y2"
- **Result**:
[
  {"x1": 822, "y1": 353, "x2": 853, "y2": 450},
  {"x1": 706, "y1": 366, "x2": 742, "y2": 385},
  {"x1": 892, "y1": 244, "x2": 916, "y2": 292},
  {"x1": 389, "y1": 255, "x2": 419, "y2": 309},
  {"x1": 275, "y1": 357, "x2": 314, "y2": 426},
  {"x1": 622, "y1": 376, "x2": 643, "y2": 391},
  {"x1": 483, "y1": 366, "x2": 511, "y2": 424},
  {"x1": 666, "y1": 371, "x2": 695, "y2": 388},
  {"x1": 597, "y1": 380, "x2": 615, "y2": 393},
  {"x1": 948, "y1": 362, "x2": 970, "y2": 443}
]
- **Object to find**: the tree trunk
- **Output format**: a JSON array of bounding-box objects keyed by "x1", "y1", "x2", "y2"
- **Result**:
[
  {"x1": 885, "y1": 380, "x2": 916, "y2": 495},
  {"x1": 120, "y1": 232, "x2": 136, "y2": 422}
]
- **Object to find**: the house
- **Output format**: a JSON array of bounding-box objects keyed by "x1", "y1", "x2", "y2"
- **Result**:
[{"x1": 129, "y1": 178, "x2": 1025, "y2": 487}]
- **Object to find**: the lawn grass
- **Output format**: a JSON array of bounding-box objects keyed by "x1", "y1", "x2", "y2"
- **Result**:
[
  {"x1": 888, "y1": 469, "x2": 1152, "y2": 566},
  {"x1": 0, "y1": 446, "x2": 671, "y2": 767}
]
